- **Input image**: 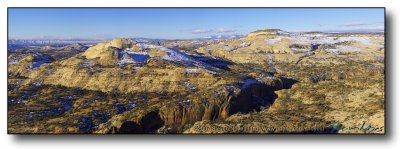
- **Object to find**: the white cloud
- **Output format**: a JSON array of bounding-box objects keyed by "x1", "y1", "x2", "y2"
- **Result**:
[
  {"x1": 336, "y1": 22, "x2": 384, "y2": 32},
  {"x1": 192, "y1": 28, "x2": 236, "y2": 34},
  {"x1": 354, "y1": 25, "x2": 384, "y2": 30},
  {"x1": 339, "y1": 22, "x2": 370, "y2": 27},
  {"x1": 192, "y1": 29, "x2": 213, "y2": 34}
]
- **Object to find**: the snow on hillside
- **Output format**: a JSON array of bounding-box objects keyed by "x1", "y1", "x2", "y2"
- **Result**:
[
  {"x1": 136, "y1": 43, "x2": 193, "y2": 62},
  {"x1": 338, "y1": 37, "x2": 372, "y2": 46},
  {"x1": 117, "y1": 49, "x2": 150, "y2": 66},
  {"x1": 223, "y1": 45, "x2": 235, "y2": 51},
  {"x1": 185, "y1": 68, "x2": 217, "y2": 75},
  {"x1": 24, "y1": 54, "x2": 54, "y2": 69},
  {"x1": 9, "y1": 56, "x2": 20, "y2": 64},
  {"x1": 161, "y1": 47, "x2": 193, "y2": 62},
  {"x1": 288, "y1": 35, "x2": 373, "y2": 46},
  {"x1": 120, "y1": 43, "x2": 220, "y2": 74},
  {"x1": 325, "y1": 45, "x2": 361, "y2": 55},
  {"x1": 265, "y1": 37, "x2": 282, "y2": 44}
]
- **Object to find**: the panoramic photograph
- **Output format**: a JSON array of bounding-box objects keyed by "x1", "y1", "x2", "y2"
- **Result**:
[{"x1": 7, "y1": 8, "x2": 385, "y2": 134}]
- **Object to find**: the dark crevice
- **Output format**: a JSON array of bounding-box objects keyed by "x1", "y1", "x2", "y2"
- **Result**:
[
  {"x1": 228, "y1": 77, "x2": 298, "y2": 115},
  {"x1": 117, "y1": 110, "x2": 164, "y2": 134},
  {"x1": 118, "y1": 121, "x2": 143, "y2": 134},
  {"x1": 280, "y1": 77, "x2": 299, "y2": 89}
]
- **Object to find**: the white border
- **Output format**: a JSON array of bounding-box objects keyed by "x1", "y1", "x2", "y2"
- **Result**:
[{"x1": 1, "y1": 0, "x2": 398, "y2": 149}]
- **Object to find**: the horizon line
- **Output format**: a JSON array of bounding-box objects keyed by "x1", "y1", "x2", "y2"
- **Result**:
[{"x1": 8, "y1": 29, "x2": 385, "y2": 41}]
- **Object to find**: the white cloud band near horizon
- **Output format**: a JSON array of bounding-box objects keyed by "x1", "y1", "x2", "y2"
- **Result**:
[{"x1": 191, "y1": 28, "x2": 237, "y2": 34}]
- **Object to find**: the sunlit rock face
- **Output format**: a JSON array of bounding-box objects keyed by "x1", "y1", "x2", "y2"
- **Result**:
[{"x1": 8, "y1": 30, "x2": 385, "y2": 134}]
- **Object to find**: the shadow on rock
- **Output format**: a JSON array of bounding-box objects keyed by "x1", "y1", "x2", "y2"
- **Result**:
[
  {"x1": 228, "y1": 77, "x2": 299, "y2": 115},
  {"x1": 117, "y1": 111, "x2": 165, "y2": 134}
]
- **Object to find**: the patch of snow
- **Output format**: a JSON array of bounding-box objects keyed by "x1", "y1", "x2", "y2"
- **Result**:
[
  {"x1": 266, "y1": 54, "x2": 273, "y2": 64},
  {"x1": 325, "y1": 45, "x2": 361, "y2": 54},
  {"x1": 184, "y1": 82, "x2": 196, "y2": 90},
  {"x1": 302, "y1": 33, "x2": 325, "y2": 37},
  {"x1": 266, "y1": 54, "x2": 276, "y2": 73},
  {"x1": 127, "y1": 101, "x2": 137, "y2": 110},
  {"x1": 240, "y1": 42, "x2": 251, "y2": 47},
  {"x1": 80, "y1": 59, "x2": 95, "y2": 67},
  {"x1": 289, "y1": 35, "x2": 340, "y2": 45},
  {"x1": 185, "y1": 68, "x2": 217, "y2": 75},
  {"x1": 185, "y1": 68, "x2": 200, "y2": 73},
  {"x1": 32, "y1": 81, "x2": 42, "y2": 86},
  {"x1": 124, "y1": 48, "x2": 148, "y2": 55},
  {"x1": 338, "y1": 37, "x2": 371, "y2": 45},
  {"x1": 276, "y1": 30, "x2": 290, "y2": 35},
  {"x1": 132, "y1": 66, "x2": 142, "y2": 70},
  {"x1": 265, "y1": 37, "x2": 282, "y2": 44},
  {"x1": 117, "y1": 49, "x2": 150, "y2": 66},
  {"x1": 183, "y1": 99, "x2": 191, "y2": 106},
  {"x1": 135, "y1": 42, "x2": 219, "y2": 74},
  {"x1": 223, "y1": 45, "x2": 236, "y2": 51},
  {"x1": 10, "y1": 57, "x2": 19, "y2": 64},
  {"x1": 135, "y1": 43, "x2": 193, "y2": 62},
  {"x1": 203, "y1": 69, "x2": 217, "y2": 75},
  {"x1": 287, "y1": 35, "x2": 376, "y2": 47},
  {"x1": 259, "y1": 72, "x2": 275, "y2": 80},
  {"x1": 161, "y1": 47, "x2": 193, "y2": 62},
  {"x1": 291, "y1": 48, "x2": 310, "y2": 53},
  {"x1": 30, "y1": 54, "x2": 53, "y2": 69},
  {"x1": 288, "y1": 36, "x2": 334, "y2": 45},
  {"x1": 46, "y1": 68, "x2": 54, "y2": 73}
]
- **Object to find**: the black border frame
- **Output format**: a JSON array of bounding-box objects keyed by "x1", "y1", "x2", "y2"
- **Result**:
[{"x1": 6, "y1": 7, "x2": 387, "y2": 135}]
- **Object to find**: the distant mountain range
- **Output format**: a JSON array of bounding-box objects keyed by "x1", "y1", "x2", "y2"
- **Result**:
[
  {"x1": 8, "y1": 29, "x2": 384, "y2": 48},
  {"x1": 8, "y1": 39, "x2": 104, "y2": 47},
  {"x1": 7, "y1": 35, "x2": 245, "y2": 48}
]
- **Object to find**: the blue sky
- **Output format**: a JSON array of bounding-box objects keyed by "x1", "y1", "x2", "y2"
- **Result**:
[{"x1": 8, "y1": 8, "x2": 384, "y2": 39}]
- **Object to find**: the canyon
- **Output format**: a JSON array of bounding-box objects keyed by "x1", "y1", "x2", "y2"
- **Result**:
[{"x1": 7, "y1": 29, "x2": 385, "y2": 134}]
